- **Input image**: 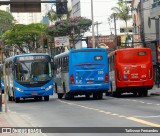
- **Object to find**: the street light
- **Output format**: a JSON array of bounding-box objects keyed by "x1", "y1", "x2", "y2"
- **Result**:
[{"x1": 91, "y1": 0, "x2": 95, "y2": 48}]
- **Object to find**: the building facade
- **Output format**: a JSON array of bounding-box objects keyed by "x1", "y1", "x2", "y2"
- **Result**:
[
  {"x1": 131, "y1": 0, "x2": 160, "y2": 63},
  {"x1": 71, "y1": 0, "x2": 133, "y2": 48}
]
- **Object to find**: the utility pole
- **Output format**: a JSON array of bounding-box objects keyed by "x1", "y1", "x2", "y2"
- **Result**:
[
  {"x1": 91, "y1": 0, "x2": 95, "y2": 48},
  {"x1": 140, "y1": 0, "x2": 146, "y2": 47},
  {"x1": 94, "y1": 21, "x2": 102, "y2": 47},
  {"x1": 113, "y1": 13, "x2": 117, "y2": 49},
  {"x1": 3, "y1": 62, "x2": 7, "y2": 112}
]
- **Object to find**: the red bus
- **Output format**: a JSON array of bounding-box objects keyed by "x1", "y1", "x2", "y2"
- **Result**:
[{"x1": 107, "y1": 48, "x2": 154, "y2": 97}]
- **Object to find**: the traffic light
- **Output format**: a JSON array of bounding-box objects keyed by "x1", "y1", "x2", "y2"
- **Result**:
[
  {"x1": 117, "y1": 36, "x2": 121, "y2": 46},
  {"x1": 43, "y1": 37, "x2": 48, "y2": 48},
  {"x1": 56, "y1": 2, "x2": 68, "y2": 14}
]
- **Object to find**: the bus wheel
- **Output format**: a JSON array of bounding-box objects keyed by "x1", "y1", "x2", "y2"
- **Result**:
[
  {"x1": 133, "y1": 92, "x2": 138, "y2": 96},
  {"x1": 65, "y1": 94, "x2": 74, "y2": 100},
  {"x1": 143, "y1": 90, "x2": 148, "y2": 97},
  {"x1": 138, "y1": 92, "x2": 143, "y2": 97},
  {"x1": 39, "y1": 96, "x2": 42, "y2": 101},
  {"x1": 93, "y1": 93, "x2": 97, "y2": 99},
  {"x1": 58, "y1": 93, "x2": 63, "y2": 99},
  {"x1": 85, "y1": 94, "x2": 90, "y2": 99},
  {"x1": 113, "y1": 91, "x2": 120, "y2": 98},
  {"x1": 97, "y1": 93, "x2": 103, "y2": 99},
  {"x1": 34, "y1": 97, "x2": 38, "y2": 101},
  {"x1": 15, "y1": 98, "x2": 20, "y2": 103},
  {"x1": 8, "y1": 92, "x2": 12, "y2": 101},
  {"x1": 44, "y1": 96, "x2": 49, "y2": 101}
]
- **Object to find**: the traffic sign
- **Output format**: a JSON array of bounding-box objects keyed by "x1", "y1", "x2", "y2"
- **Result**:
[{"x1": 54, "y1": 36, "x2": 69, "y2": 47}]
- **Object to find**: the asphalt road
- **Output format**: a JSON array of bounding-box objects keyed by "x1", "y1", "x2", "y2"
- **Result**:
[{"x1": 6, "y1": 89, "x2": 160, "y2": 136}]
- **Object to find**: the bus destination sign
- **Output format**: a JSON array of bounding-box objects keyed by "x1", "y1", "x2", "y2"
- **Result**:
[{"x1": 17, "y1": 56, "x2": 49, "y2": 61}]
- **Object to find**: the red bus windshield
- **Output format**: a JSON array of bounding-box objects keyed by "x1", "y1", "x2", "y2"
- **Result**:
[{"x1": 116, "y1": 49, "x2": 151, "y2": 64}]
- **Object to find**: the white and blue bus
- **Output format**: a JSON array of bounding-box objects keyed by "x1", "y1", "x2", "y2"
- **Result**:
[
  {"x1": 5, "y1": 53, "x2": 54, "y2": 103},
  {"x1": 54, "y1": 48, "x2": 109, "y2": 99},
  {"x1": 0, "y1": 64, "x2": 4, "y2": 93}
]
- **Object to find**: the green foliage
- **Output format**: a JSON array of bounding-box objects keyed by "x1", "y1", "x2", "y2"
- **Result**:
[
  {"x1": 2, "y1": 23, "x2": 48, "y2": 52},
  {"x1": 0, "y1": 10, "x2": 14, "y2": 35},
  {"x1": 47, "y1": 16, "x2": 92, "y2": 37},
  {"x1": 111, "y1": 2, "x2": 132, "y2": 29}
]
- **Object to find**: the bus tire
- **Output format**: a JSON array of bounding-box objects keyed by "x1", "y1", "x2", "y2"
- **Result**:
[
  {"x1": 143, "y1": 90, "x2": 148, "y2": 97},
  {"x1": 97, "y1": 93, "x2": 103, "y2": 99},
  {"x1": 44, "y1": 96, "x2": 49, "y2": 101},
  {"x1": 93, "y1": 93, "x2": 97, "y2": 99},
  {"x1": 15, "y1": 98, "x2": 20, "y2": 103},
  {"x1": 113, "y1": 91, "x2": 121, "y2": 98},
  {"x1": 85, "y1": 94, "x2": 90, "y2": 99},
  {"x1": 8, "y1": 92, "x2": 12, "y2": 101},
  {"x1": 58, "y1": 93, "x2": 63, "y2": 99},
  {"x1": 34, "y1": 97, "x2": 39, "y2": 101},
  {"x1": 14, "y1": 91, "x2": 20, "y2": 103}
]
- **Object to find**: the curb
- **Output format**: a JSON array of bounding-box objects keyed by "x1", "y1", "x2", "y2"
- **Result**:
[{"x1": 150, "y1": 92, "x2": 160, "y2": 96}]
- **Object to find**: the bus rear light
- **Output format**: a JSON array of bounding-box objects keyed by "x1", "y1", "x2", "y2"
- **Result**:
[
  {"x1": 149, "y1": 67, "x2": 153, "y2": 79},
  {"x1": 70, "y1": 74, "x2": 75, "y2": 84},
  {"x1": 105, "y1": 74, "x2": 109, "y2": 82}
]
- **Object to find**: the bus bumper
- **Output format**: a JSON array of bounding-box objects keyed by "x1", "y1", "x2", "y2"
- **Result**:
[
  {"x1": 14, "y1": 89, "x2": 53, "y2": 98},
  {"x1": 69, "y1": 83, "x2": 109, "y2": 93}
]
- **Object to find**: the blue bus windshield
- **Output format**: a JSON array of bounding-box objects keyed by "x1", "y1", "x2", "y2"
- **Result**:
[
  {"x1": 15, "y1": 61, "x2": 52, "y2": 82},
  {"x1": 71, "y1": 51, "x2": 106, "y2": 65}
]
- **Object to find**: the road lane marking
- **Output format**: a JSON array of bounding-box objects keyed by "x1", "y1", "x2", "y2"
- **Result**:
[
  {"x1": 147, "y1": 103, "x2": 152, "y2": 105},
  {"x1": 121, "y1": 99, "x2": 160, "y2": 106},
  {"x1": 132, "y1": 115, "x2": 160, "y2": 118},
  {"x1": 127, "y1": 117, "x2": 160, "y2": 127},
  {"x1": 58, "y1": 100, "x2": 160, "y2": 127}
]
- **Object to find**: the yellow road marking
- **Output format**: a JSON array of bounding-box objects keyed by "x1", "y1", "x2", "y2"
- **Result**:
[
  {"x1": 127, "y1": 117, "x2": 160, "y2": 127},
  {"x1": 58, "y1": 100, "x2": 160, "y2": 127}
]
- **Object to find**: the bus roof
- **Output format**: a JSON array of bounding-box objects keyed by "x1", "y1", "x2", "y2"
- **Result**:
[
  {"x1": 115, "y1": 48, "x2": 151, "y2": 53},
  {"x1": 54, "y1": 48, "x2": 107, "y2": 59},
  {"x1": 5, "y1": 53, "x2": 51, "y2": 62},
  {"x1": 108, "y1": 48, "x2": 151, "y2": 57}
]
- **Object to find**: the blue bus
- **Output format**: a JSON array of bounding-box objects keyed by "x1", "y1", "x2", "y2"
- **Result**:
[
  {"x1": 54, "y1": 48, "x2": 109, "y2": 99},
  {"x1": 5, "y1": 53, "x2": 54, "y2": 103},
  {"x1": 0, "y1": 64, "x2": 4, "y2": 93}
]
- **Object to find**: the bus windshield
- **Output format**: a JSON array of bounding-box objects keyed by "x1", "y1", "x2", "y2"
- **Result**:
[
  {"x1": 15, "y1": 61, "x2": 52, "y2": 82},
  {"x1": 117, "y1": 50, "x2": 149, "y2": 64},
  {"x1": 71, "y1": 51, "x2": 105, "y2": 65}
]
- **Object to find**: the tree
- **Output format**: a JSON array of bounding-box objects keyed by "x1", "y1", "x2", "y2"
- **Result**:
[
  {"x1": 47, "y1": 16, "x2": 92, "y2": 37},
  {"x1": 111, "y1": 1, "x2": 132, "y2": 33},
  {"x1": 2, "y1": 23, "x2": 48, "y2": 55},
  {"x1": 47, "y1": 8, "x2": 72, "y2": 22},
  {"x1": 0, "y1": 10, "x2": 14, "y2": 35}
]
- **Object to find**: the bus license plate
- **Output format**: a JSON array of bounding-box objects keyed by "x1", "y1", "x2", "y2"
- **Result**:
[{"x1": 32, "y1": 92, "x2": 38, "y2": 96}]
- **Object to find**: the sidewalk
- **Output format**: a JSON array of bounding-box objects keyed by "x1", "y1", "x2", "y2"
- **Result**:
[
  {"x1": 149, "y1": 85, "x2": 160, "y2": 96},
  {"x1": 0, "y1": 98, "x2": 47, "y2": 136},
  {"x1": 0, "y1": 107, "x2": 46, "y2": 136}
]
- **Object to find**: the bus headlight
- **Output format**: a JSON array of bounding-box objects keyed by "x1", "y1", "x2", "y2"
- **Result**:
[
  {"x1": 15, "y1": 87, "x2": 23, "y2": 92},
  {"x1": 45, "y1": 85, "x2": 53, "y2": 91}
]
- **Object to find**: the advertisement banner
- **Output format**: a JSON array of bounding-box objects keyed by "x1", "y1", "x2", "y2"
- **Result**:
[{"x1": 87, "y1": 35, "x2": 115, "y2": 49}]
